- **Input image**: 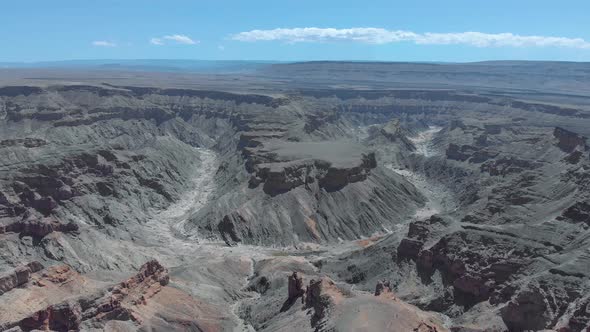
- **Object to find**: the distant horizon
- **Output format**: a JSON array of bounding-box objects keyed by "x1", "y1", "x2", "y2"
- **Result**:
[{"x1": 2, "y1": 58, "x2": 590, "y2": 65}]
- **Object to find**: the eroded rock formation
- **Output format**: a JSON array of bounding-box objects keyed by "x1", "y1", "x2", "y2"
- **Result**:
[
  {"x1": 1, "y1": 218, "x2": 78, "y2": 238},
  {"x1": 374, "y1": 280, "x2": 392, "y2": 296},
  {"x1": 304, "y1": 277, "x2": 340, "y2": 329},
  {"x1": 12, "y1": 260, "x2": 170, "y2": 331},
  {"x1": 0, "y1": 261, "x2": 43, "y2": 296},
  {"x1": 287, "y1": 271, "x2": 304, "y2": 301}
]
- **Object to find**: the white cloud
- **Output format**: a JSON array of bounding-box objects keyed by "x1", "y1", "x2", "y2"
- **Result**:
[
  {"x1": 231, "y1": 28, "x2": 590, "y2": 49},
  {"x1": 150, "y1": 38, "x2": 163, "y2": 45},
  {"x1": 164, "y1": 34, "x2": 197, "y2": 44},
  {"x1": 151, "y1": 34, "x2": 198, "y2": 45},
  {"x1": 92, "y1": 40, "x2": 116, "y2": 47}
]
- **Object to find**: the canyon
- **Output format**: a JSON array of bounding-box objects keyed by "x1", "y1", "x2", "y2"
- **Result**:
[{"x1": 0, "y1": 61, "x2": 590, "y2": 331}]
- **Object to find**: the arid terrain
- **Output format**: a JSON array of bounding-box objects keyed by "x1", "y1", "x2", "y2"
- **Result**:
[{"x1": 1, "y1": 61, "x2": 590, "y2": 331}]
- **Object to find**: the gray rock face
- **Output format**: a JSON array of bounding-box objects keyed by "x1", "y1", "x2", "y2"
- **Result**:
[
  {"x1": 554, "y1": 126, "x2": 588, "y2": 153},
  {"x1": 287, "y1": 271, "x2": 304, "y2": 301},
  {"x1": 557, "y1": 201, "x2": 590, "y2": 226}
]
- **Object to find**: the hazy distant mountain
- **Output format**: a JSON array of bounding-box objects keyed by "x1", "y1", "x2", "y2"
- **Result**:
[{"x1": 0, "y1": 59, "x2": 280, "y2": 73}]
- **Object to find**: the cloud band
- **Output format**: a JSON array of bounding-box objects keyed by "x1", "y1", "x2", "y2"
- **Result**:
[
  {"x1": 150, "y1": 34, "x2": 198, "y2": 45},
  {"x1": 231, "y1": 28, "x2": 590, "y2": 49},
  {"x1": 92, "y1": 41, "x2": 116, "y2": 47}
]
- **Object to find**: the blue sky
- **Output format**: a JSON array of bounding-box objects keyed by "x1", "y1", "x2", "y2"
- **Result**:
[{"x1": 2, "y1": 0, "x2": 590, "y2": 62}]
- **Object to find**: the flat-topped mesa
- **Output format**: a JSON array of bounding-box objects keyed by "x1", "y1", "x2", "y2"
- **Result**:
[
  {"x1": 0, "y1": 261, "x2": 44, "y2": 296},
  {"x1": 318, "y1": 152, "x2": 377, "y2": 192},
  {"x1": 249, "y1": 140, "x2": 377, "y2": 196}
]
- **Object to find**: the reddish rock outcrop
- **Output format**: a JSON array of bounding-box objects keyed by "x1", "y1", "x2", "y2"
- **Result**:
[
  {"x1": 374, "y1": 280, "x2": 393, "y2": 296},
  {"x1": 0, "y1": 261, "x2": 44, "y2": 295},
  {"x1": 16, "y1": 260, "x2": 169, "y2": 331},
  {"x1": 414, "y1": 322, "x2": 439, "y2": 332},
  {"x1": 33, "y1": 264, "x2": 78, "y2": 286},
  {"x1": 20, "y1": 302, "x2": 82, "y2": 331}
]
